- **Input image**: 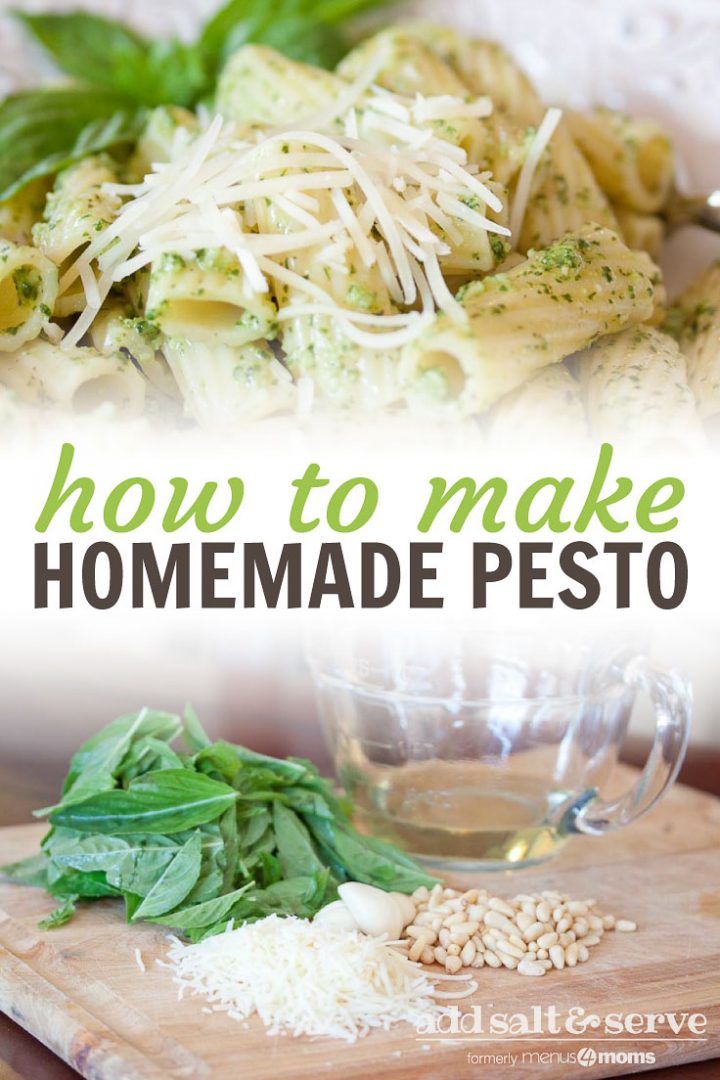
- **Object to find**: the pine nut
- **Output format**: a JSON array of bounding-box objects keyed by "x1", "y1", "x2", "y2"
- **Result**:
[
  {"x1": 536, "y1": 901, "x2": 552, "y2": 923},
  {"x1": 471, "y1": 953, "x2": 485, "y2": 968},
  {"x1": 521, "y1": 901, "x2": 536, "y2": 917},
  {"x1": 495, "y1": 939, "x2": 526, "y2": 961},
  {"x1": 420, "y1": 946, "x2": 435, "y2": 965},
  {"x1": 509, "y1": 934, "x2": 527, "y2": 951},
  {"x1": 567, "y1": 901, "x2": 588, "y2": 916},
  {"x1": 537, "y1": 948, "x2": 549, "y2": 960},
  {"x1": 583, "y1": 934, "x2": 601, "y2": 947},
  {"x1": 523, "y1": 921, "x2": 546, "y2": 942},
  {"x1": 484, "y1": 910, "x2": 516, "y2": 935},
  {"x1": 559, "y1": 931, "x2": 576, "y2": 947},
  {"x1": 461, "y1": 889, "x2": 481, "y2": 904},
  {"x1": 577, "y1": 944, "x2": 590, "y2": 963},
  {"x1": 413, "y1": 911, "x2": 434, "y2": 927},
  {"x1": 537, "y1": 931, "x2": 558, "y2": 950},
  {"x1": 603, "y1": 914, "x2": 616, "y2": 930},
  {"x1": 518, "y1": 958, "x2": 547, "y2": 977},
  {"x1": 406, "y1": 925, "x2": 432, "y2": 940},
  {"x1": 447, "y1": 899, "x2": 464, "y2": 914},
  {"x1": 556, "y1": 916, "x2": 572, "y2": 934},
  {"x1": 528, "y1": 941, "x2": 538, "y2": 953},
  {"x1": 573, "y1": 919, "x2": 589, "y2": 938},
  {"x1": 484, "y1": 951, "x2": 502, "y2": 968},
  {"x1": 434, "y1": 946, "x2": 447, "y2": 964},
  {"x1": 553, "y1": 906, "x2": 566, "y2": 922},
  {"x1": 588, "y1": 915, "x2": 604, "y2": 933},
  {"x1": 413, "y1": 886, "x2": 429, "y2": 901},
  {"x1": 516, "y1": 912, "x2": 534, "y2": 932},
  {"x1": 453, "y1": 921, "x2": 480, "y2": 936},
  {"x1": 447, "y1": 943, "x2": 461, "y2": 956},
  {"x1": 443, "y1": 887, "x2": 456, "y2": 898},
  {"x1": 488, "y1": 898, "x2": 515, "y2": 918},
  {"x1": 461, "y1": 941, "x2": 476, "y2": 966},
  {"x1": 549, "y1": 945, "x2": 565, "y2": 969},
  {"x1": 438, "y1": 928, "x2": 451, "y2": 948},
  {"x1": 616, "y1": 919, "x2": 637, "y2": 932},
  {"x1": 408, "y1": 938, "x2": 426, "y2": 962},
  {"x1": 565, "y1": 943, "x2": 579, "y2": 967},
  {"x1": 500, "y1": 953, "x2": 519, "y2": 970},
  {"x1": 450, "y1": 932, "x2": 470, "y2": 947},
  {"x1": 445, "y1": 955, "x2": 463, "y2": 974},
  {"x1": 467, "y1": 904, "x2": 487, "y2": 921}
]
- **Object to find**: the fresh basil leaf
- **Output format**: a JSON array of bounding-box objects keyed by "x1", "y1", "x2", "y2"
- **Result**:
[
  {"x1": 48, "y1": 769, "x2": 238, "y2": 834},
  {"x1": 258, "y1": 17, "x2": 346, "y2": 69},
  {"x1": 46, "y1": 862, "x2": 119, "y2": 899},
  {"x1": 0, "y1": 853, "x2": 48, "y2": 887},
  {"x1": 273, "y1": 802, "x2": 324, "y2": 879},
  {"x1": 39, "y1": 895, "x2": 78, "y2": 930},
  {"x1": 182, "y1": 704, "x2": 212, "y2": 752},
  {"x1": 0, "y1": 88, "x2": 144, "y2": 203},
  {"x1": 45, "y1": 829, "x2": 181, "y2": 896},
  {"x1": 218, "y1": 805, "x2": 239, "y2": 893},
  {"x1": 13, "y1": 12, "x2": 146, "y2": 90},
  {"x1": 117, "y1": 735, "x2": 185, "y2": 784},
  {"x1": 147, "y1": 882, "x2": 253, "y2": 931},
  {"x1": 132, "y1": 832, "x2": 203, "y2": 919},
  {"x1": 38, "y1": 708, "x2": 181, "y2": 814},
  {"x1": 305, "y1": 815, "x2": 436, "y2": 892},
  {"x1": 13, "y1": 12, "x2": 208, "y2": 108}
]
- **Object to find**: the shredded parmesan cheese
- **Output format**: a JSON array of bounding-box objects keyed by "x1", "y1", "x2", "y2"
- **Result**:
[
  {"x1": 163, "y1": 915, "x2": 474, "y2": 1042},
  {"x1": 61, "y1": 86, "x2": 512, "y2": 352},
  {"x1": 509, "y1": 106, "x2": 563, "y2": 241}
]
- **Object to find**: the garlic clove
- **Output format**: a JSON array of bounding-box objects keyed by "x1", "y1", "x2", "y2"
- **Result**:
[
  {"x1": 390, "y1": 892, "x2": 417, "y2": 927},
  {"x1": 314, "y1": 900, "x2": 361, "y2": 932},
  {"x1": 338, "y1": 882, "x2": 404, "y2": 940}
]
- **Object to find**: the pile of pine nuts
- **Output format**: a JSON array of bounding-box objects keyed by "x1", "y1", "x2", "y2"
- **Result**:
[{"x1": 396, "y1": 884, "x2": 637, "y2": 978}]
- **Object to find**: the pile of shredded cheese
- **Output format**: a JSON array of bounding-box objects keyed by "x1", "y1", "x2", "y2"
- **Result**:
[
  {"x1": 162, "y1": 915, "x2": 474, "y2": 1042},
  {"x1": 58, "y1": 83, "x2": 560, "y2": 354}
]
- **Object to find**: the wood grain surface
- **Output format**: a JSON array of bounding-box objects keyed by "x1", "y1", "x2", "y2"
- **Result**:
[{"x1": 0, "y1": 769, "x2": 718, "y2": 1080}]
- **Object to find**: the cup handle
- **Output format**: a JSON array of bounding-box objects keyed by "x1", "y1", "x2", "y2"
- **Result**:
[{"x1": 571, "y1": 658, "x2": 692, "y2": 837}]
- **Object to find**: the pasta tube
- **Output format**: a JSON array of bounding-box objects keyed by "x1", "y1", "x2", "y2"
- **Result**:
[
  {"x1": 0, "y1": 339, "x2": 145, "y2": 414},
  {"x1": 218, "y1": 45, "x2": 347, "y2": 127},
  {"x1": 163, "y1": 338, "x2": 295, "y2": 425},
  {"x1": 33, "y1": 155, "x2": 121, "y2": 267},
  {"x1": 337, "y1": 31, "x2": 488, "y2": 163},
  {"x1": 612, "y1": 205, "x2": 665, "y2": 258},
  {"x1": 567, "y1": 108, "x2": 674, "y2": 214},
  {"x1": 90, "y1": 303, "x2": 179, "y2": 400},
  {"x1": 0, "y1": 179, "x2": 50, "y2": 245},
  {"x1": 0, "y1": 240, "x2": 58, "y2": 352},
  {"x1": 389, "y1": 25, "x2": 616, "y2": 250},
  {"x1": 130, "y1": 105, "x2": 200, "y2": 176},
  {"x1": 145, "y1": 249, "x2": 278, "y2": 348},
  {"x1": 576, "y1": 326, "x2": 703, "y2": 450},
  {"x1": 33, "y1": 155, "x2": 122, "y2": 317},
  {"x1": 400, "y1": 224, "x2": 657, "y2": 416},
  {"x1": 487, "y1": 362, "x2": 589, "y2": 447},
  {"x1": 664, "y1": 261, "x2": 720, "y2": 419}
]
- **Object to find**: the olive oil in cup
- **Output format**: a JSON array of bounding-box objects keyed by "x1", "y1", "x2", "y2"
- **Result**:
[{"x1": 312, "y1": 640, "x2": 691, "y2": 872}]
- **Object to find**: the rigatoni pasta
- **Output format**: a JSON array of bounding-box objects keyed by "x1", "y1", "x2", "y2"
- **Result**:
[
  {"x1": 665, "y1": 262, "x2": 720, "y2": 419},
  {"x1": 567, "y1": 108, "x2": 674, "y2": 214},
  {"x1": 486, "y1": 362, "x2": 589, "y2": 447},
  {"x1": 163, "y1": 338, "x2": 295, "y2": 425},
  {"x1": 400, "y1": 224, "x2": 657, "y2": 416},
  {"x1": 0, "y1": 20, "x2": 712, "y2": 438},
  {"x1": 0, "y1": 240, "x2": 57, "y2": 351},
  {"x1": 0, "y1": 339, "x2": 145, "y2": 414},
  {"x1": 576, "y1": 326, "x2": 703, "y2": 450}
]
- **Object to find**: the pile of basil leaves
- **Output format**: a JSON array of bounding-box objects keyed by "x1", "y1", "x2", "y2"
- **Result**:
[{"x1": 1, "y1": 708, "x2": 435, "y2": 940}]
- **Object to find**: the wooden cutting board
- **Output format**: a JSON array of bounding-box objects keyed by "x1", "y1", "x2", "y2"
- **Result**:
[{"x1": 1, "y1": 770, "x2": 719, "y2": 1080}]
